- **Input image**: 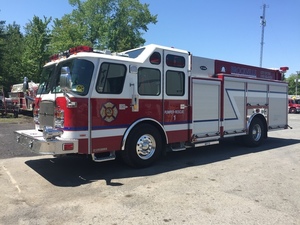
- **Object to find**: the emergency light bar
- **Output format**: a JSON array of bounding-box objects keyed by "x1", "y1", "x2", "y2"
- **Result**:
[
  {"x1": 49, "y1": 45, "x2": 128, "y2": 62},
  {"x1": 49, "y1": 46, "x2": 94, "y2": 62},
  {"x1": 69, "y1": 46, "x2": 93, "y2": 54}
]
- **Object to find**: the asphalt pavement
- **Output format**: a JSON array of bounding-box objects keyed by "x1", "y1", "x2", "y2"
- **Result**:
[
  {"x1": 0, "y1": 116, "x2": 37, "y2": 159},
  {"x1": 0, "y1": 114, "x2": 299, "y2": 224}
]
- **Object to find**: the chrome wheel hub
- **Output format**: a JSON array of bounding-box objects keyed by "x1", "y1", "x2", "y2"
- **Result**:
[
  {"x1": 252, "y1": 124, "x2": 262, "y2": 141},
  {"x1": 136, "y1": 134, "x2": 156, "y2": 160}
]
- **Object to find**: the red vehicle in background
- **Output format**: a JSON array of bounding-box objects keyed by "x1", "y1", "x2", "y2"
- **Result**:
[
  {"x1": 9, "y1": 78, "x2": 39, "y2": 115},
  {"x1": 0, "y1": 86, "x2": 18, "y2": 117},
  {"x1": 288, "y1": 98, "x2": 300, "y2": 113}
]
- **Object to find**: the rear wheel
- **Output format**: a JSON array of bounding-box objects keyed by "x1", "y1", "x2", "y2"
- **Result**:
[
  {"x1": 121, "y1": 124, "x2": 163, "y2": 168},
  {"x1": 243, "y1": 117, "x2": 265, "y2": 147}
]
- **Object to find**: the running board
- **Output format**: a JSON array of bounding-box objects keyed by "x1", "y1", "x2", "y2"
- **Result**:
[
  {"x1": 170, "y1": 140, "x2": 219, "y2": 152},
  {"x1": 170, "y1": 146, "x2": 186, "y2": 152},
  {"x1": 194, "y1": 140, "x2": 219, "y2": 148},
  {"x1": 92, "y1": 152, "x2": 116, "y2": 162},
  {"x1": 184, "y1": 140, "x2": 219, "y2": 148}
]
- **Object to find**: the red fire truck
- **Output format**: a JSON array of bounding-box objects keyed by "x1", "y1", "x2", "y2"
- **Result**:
[
  {"x1": 15, "y1": 44, "x2": 289, "y2": 167},
  {"x1": 9, "y1": 78, "x2": 39, "y2": 115},
  {"x1": 0, "y1": 86, "x2": 18, "y2": 117},
  {"x1": 288, "y1": 98, "x2": 300, "y2": 113}
]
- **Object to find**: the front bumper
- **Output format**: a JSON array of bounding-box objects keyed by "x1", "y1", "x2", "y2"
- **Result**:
[{"x1": 14, "y1": 129, "x2": 78, "y2": 155}]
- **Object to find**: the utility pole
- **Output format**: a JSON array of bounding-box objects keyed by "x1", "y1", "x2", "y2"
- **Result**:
[
  {"x1": 259, "y1": 4, "x2": 268, "y2": 67},
  {"x1": 296, "y1": 71, "x2": 300, "y2": 97}
]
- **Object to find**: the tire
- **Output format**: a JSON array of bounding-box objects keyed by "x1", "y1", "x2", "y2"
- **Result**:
[
  {"x1": 289, "y1": 108, "x2": 296, "y2": 114},
  {"x1": 121, "y1": 124, "x2": 163, "y2": 168},
  {"x1": 243, "y1": 117, "x2": 265, "y2": 147},
  {"x1": 13, "y1": 110, "x2": 18, "y2": 118}
]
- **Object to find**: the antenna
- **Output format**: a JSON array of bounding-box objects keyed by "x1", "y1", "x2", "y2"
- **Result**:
[{"x1": 259, "y1": 4, "x2": 268, "y2": 67}]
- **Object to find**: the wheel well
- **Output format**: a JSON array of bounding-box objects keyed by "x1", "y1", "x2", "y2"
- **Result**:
[{"x1": 121, "y1": 119, "x2": 167, "y2": 151}]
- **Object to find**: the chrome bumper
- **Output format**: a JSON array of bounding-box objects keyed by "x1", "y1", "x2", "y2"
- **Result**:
[{"x1": 14, "y1": 129, "x2": 78, "y2": 155}]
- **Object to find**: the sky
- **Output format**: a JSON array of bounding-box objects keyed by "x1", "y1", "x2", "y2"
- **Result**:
[{"x1": 0, "y1": 0, "x2": 299, "y2": 77}]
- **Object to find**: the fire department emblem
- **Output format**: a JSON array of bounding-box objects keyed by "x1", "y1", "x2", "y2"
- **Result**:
[{"x1": 100, "y1": 102, "x2": 118, "y2": 122}]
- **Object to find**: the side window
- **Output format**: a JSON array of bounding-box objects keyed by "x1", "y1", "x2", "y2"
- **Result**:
[
  {"x1": 149, "y1": 52, "x2": 161, "y2": 65},
  {"x1": 70, "y1": 59, "x2": 94, "y2": 96},
  {"x1": 96, "y1": 63, "x2": 126, "y2": 94},
  {"x1": 166, "y1": 54, "x2": 185, "y2": 68},
  {"x1": 138, "y1": 68, "x2": 161, "y2": 96},
  {"x1": 166, "y1": 71, "x2": 185, "y2": 96}
]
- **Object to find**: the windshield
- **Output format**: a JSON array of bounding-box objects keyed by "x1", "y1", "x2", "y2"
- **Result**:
[
  {"x1": 37, "y1": 64, "x2": 56, "y2": 95},
  {"x1": 57, "y1": 58, "x2": 94, "y2": 96},
  {"x1": 37, "y1": 59, "x2": 94, "y2": 96}
]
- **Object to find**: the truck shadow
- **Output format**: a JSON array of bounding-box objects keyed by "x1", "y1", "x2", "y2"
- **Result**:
[{"x1": 25, "y1": 137, "x2": 300, "y2": 187}]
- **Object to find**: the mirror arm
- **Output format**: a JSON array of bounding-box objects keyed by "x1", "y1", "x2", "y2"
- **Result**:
[{"x1": 63, "y1": 90, "x2": 77, "y2": 108}]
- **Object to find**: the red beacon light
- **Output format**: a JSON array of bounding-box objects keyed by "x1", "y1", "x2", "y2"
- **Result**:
[
  {"x1": 69, "y1": 46, "x2": 93, "y2": 55},
  {"x1": 50, "y1": 54, "x2": 59, "y2": 61},
  {"x1": 49, "y1": 46, "x2": 94, "y2": 62},
  {"x1": 280, "y1": 67, "x2": 289, "y2": 73}
]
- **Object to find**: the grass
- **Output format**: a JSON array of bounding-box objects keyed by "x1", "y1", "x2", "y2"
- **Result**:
[{"x1": 0, "y1": 113, "x2": 33, "y2": 124}]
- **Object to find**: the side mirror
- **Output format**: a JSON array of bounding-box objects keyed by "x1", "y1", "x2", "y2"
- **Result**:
[{"x1": 60, "y1": 67, "x2": 72, "y2": 92}]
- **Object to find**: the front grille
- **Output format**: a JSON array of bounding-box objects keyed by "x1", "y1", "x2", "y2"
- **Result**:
[{"x1": 39, "y1": 101, "x2": 55, "y2": 128}]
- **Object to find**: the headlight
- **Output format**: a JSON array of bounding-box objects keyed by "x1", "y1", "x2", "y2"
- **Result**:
[{"x1": 54, "y1": 108, "x2": 64, "y2": 129}]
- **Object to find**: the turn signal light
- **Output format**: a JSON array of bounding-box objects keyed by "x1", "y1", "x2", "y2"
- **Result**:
[{"x1": 63, "y1": 143, "x2": 74, "y2": 151}]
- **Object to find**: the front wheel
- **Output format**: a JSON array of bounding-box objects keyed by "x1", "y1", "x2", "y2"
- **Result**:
[
  {"x1": 289, "y1": 107, "x2": 296, "y2": 113},
  {"x1": 243, "y1": 117, "x2": 265, "y2": 147},
  {"x1": 121, "y1": 124, "x2": 163, "y2": 168}
]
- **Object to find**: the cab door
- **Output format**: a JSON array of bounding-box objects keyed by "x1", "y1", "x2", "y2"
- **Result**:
[{"x1": 162, "y1": 50, "x2": 189, "y2": 143}]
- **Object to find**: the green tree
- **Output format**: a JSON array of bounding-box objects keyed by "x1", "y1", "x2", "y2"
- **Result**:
[
  {"x1": 0, "y1": 19, "x2": 6, "y2": 89},
  {"x1": 107, "y1": 0, "x2": 157, "y2": 51},
  {"x1": 1, "y1": 23, "x2": 24, "y2": 86},
  {"x1": 50, "y1": 0, "x2": 157, "y2": 52},
  {"x1": 287, "y1": 74, "x2": 300, "y2": 96},
  {"x1": 23, "y1": 16, "x2": 52, "y2": 82},
  {"x1": 50, "y1": 14, "x2": 91, "y2": 53}
]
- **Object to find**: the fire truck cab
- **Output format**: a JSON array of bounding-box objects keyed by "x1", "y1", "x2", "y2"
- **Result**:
[
  {"x1": 15, "y1": 44, "x2": 288, "y2": 167},
  {"x1": 288, "y1": 98, "x2": 300, "y2": 113}
]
